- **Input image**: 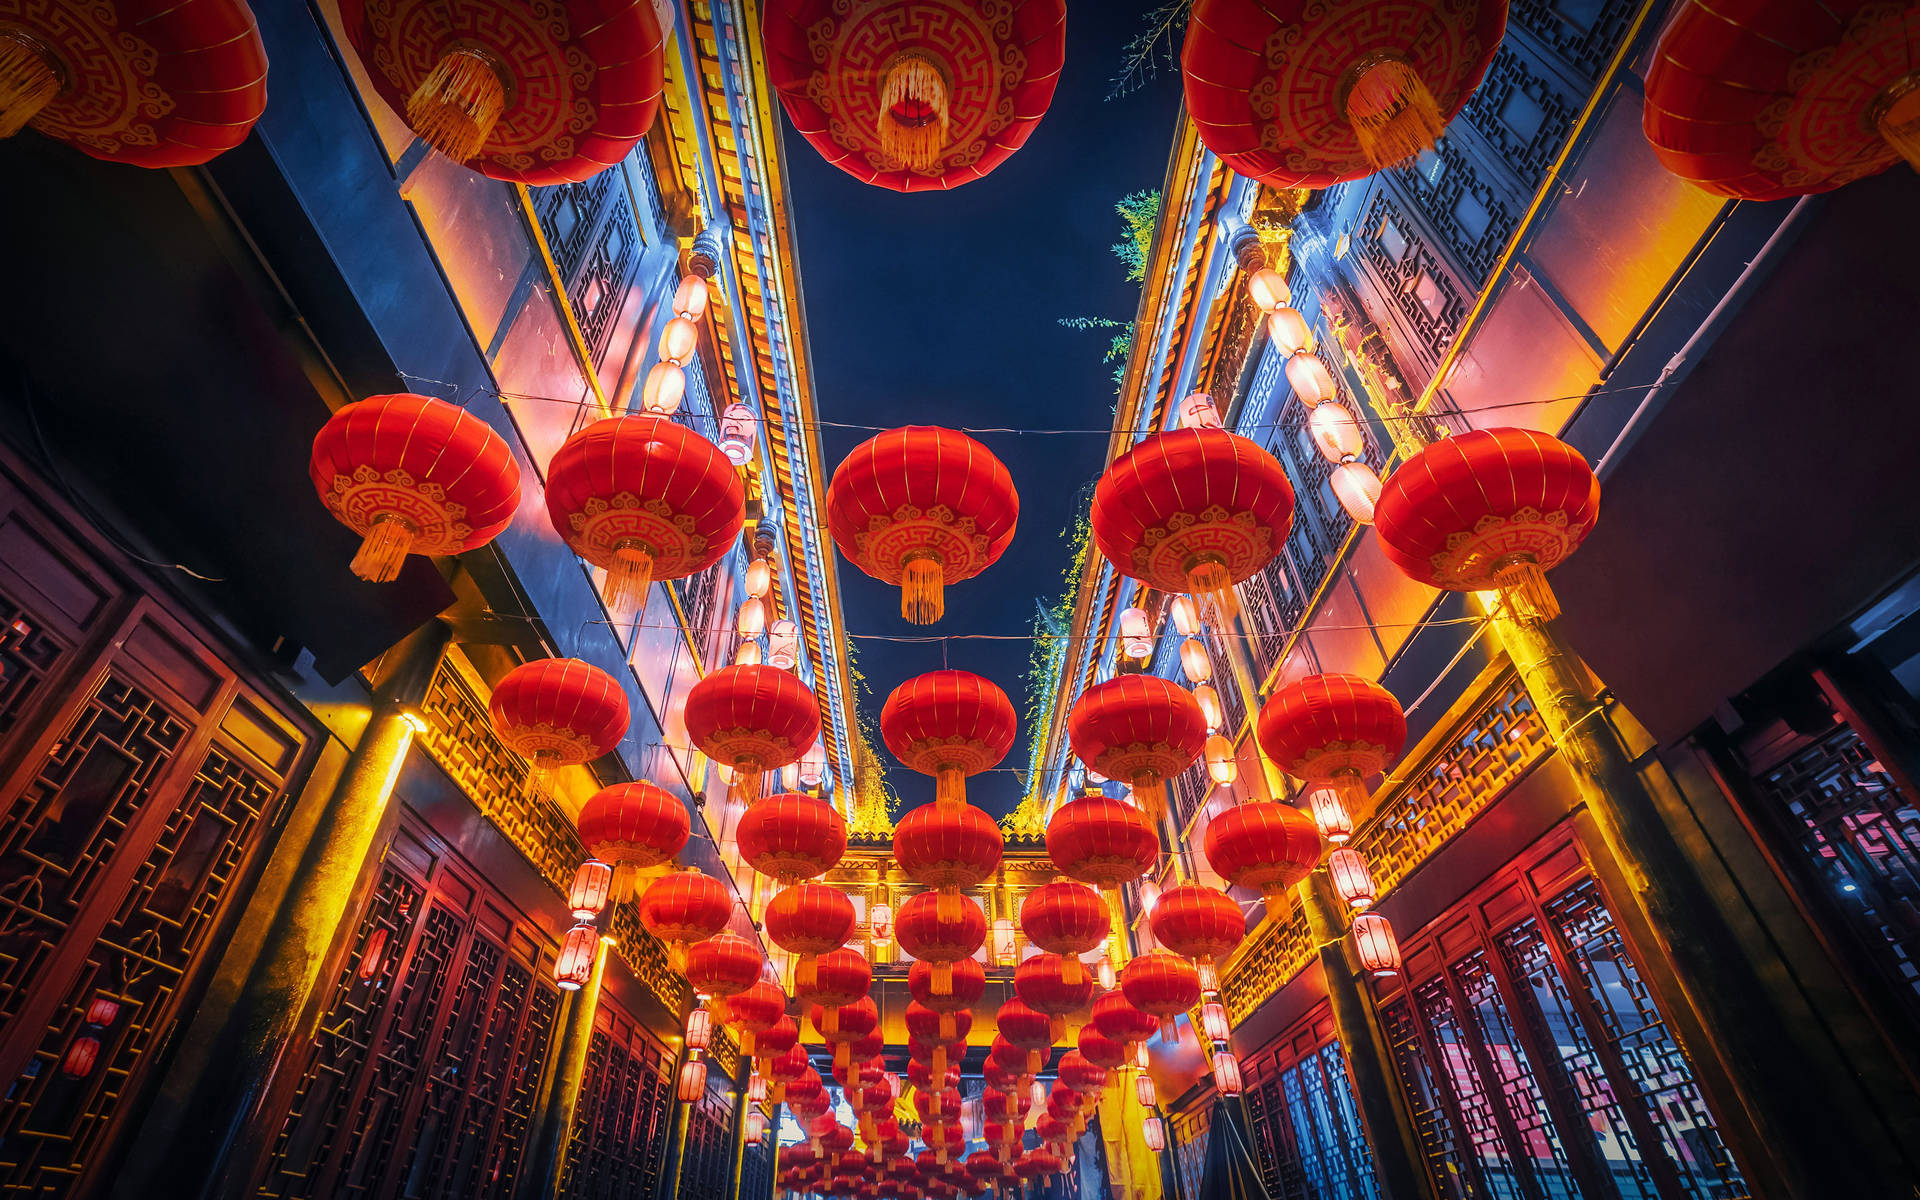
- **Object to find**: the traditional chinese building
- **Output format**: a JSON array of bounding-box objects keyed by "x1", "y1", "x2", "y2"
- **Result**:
[{"x1": 0, "y1": 2, "x2": 1916, "y2": 1200}]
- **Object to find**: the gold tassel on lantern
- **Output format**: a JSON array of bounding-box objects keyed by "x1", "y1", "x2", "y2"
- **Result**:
[
  {"x1": 835, "y1": 1041, "x2": 850, "y2": 1070},
  {"x1": 0, "y1": 32, "x2": 59, "y2": 139},
  {"x1": 1344, "y1": 53, "x2": 1444, "y2": 170},
  {"x1": 933, "y1": 959, "x2": 952, "y2": 996},
  {"x1": 822, "y1": 1007, "x2": 840, "y2": 1036},
  {"x1": 740, "y1": 1029, "x2": 756, "y2": 1058},
  {"x1": 935, "y1": 763, "x2": 965, "y2": 807},
  {"x1": 1492, "y1": 555, "x2": 1560, "y2": 624},
  {"x1": 605, "y1": 539, "x2": 655, "y2": 614},
  {"x1": 1158, "y1": 1015, "x2": 1178, "y2": 1043},
  {"x1": 939, "y1": 1013, "x2": 956, "y2": 1042},
  {"x1": 1026, "y1": 1049, "x2": 1043, "y2": 1076},
  {"x1": 407, "y1": 47, "x2": 508, "y2": 162},
  {"x1": 936, "y1": 886, "x2": 961, "y2": 925},
  {"x1": 1874, "y1": 75, "x2": 1920, "y2": 170},
  {"x1": 932, "y1": 1048, "x2": 948, "y2": 1094},
  {"x1": 797, "y1": 953, "x2": 819, "y2": 994},
  {"x1": 901, "y1": 554, "x2": 945, "y2": 625},
  {"x1": 349, "y1": 513, "x2": 416, "y2": 582},
  {"x1": 877, "y1": 52, "x2": 949, "y2": 171},
  {"x1": 1187, "y1": 559, "x2": 1237, "y2": 624},
  {"x1": 734, "y1": 758, "x2": 763, "y2": 807},
  {"x1": 1061, "y1": 956, "x2": 1084, "y2": 988}
]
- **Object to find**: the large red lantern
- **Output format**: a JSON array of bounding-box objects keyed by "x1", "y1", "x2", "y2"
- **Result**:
[
  {"x1": 310, "y1": 393, "x2": 521, "y2": 582},
  {"x1": 892, "y1": 798, "x2": 1003, "y2": 924},
  {"x1": 544, "y1": 414, "x2": 745, "y2": 613},
  {"x1": 1203, "y1": 801, "x2": 1323, "y2": 904},
  {"x1": 1182, "y1": 0, "x2": 1507, "y2": 186},
  {"x1": 1014, "y1": 953, "x2": 1095, "y2": 1022},
  {"x1": 1642, "y1": 1, "x2": 1920, "y2": 199},
  {"x1": 1045, "y1": 794, "x2": 1159, "y2": 889},
  {"x1": 1058, "y1": 1050, "x2": 1110, "y2": 1095},
  {"x1": 577, "y1": 780, "x2": 690, "y2": 899},
  {"x1": 1148, "y1": 884, "x2": 1246, "y2": 973},
  {"x1": 687, "y1": 931, "x2": 763, "y2": 999},
  {"x1": 912, "y1": 1085, "x2": 963, "y2": 1124},
  {"x1": 721, "y1": 979, "x2": 786, "y2": 1058},
  {"x1": 766, "y1": 882, "x2": 857, "y2": 990},
  {"x1": 489, "y1": 659, "x2": 629, "y2": 770},
  {"x1": 895, "y1": 891, "x2": 985, "y2": 996},
  {"x1": 1019, "y1": 881, "x2": 1110, "y2": 987},
  {"x1": 338, "y1": 0, "x2": 664, "y2": 183},
  {"x1": 638, "y1": 871, "x2": 731, "y2": 969},
  {"x1": 881, "y1": 670, "x2": 1018, "y2": 808},
  {"x1": 905, "y1": 1001, "x2": 973, "y2": 1049},
  {"x1": 761, "y1": 0, "x2": 1065, "y2": 191},
  {"x1": 1017, "y1": 1149, "x2": 1063, "y2": 1180},
  {"x1": 794, "y1": 947, "x2": 872, "y2": 1023},
  {"x1": 909, "y1": 957, "x2": 985, "y2": 1012},
  {"x1": 0, "y1": 0, "x2": 268, "y2": 165},
  {"x1": 825, "y1": 427, "x2": 1018, "y2": 624},
  {"x1": 684, "y1": 665, "x2": 821, "y2": 806},
  {"x1": 1373, "y1": 427, "x2": 1600, "y2": 624},
  {"x1": 1077, "y1": 1023, "x2": 1129, "y2": 1071},
  {"x1": 996, "y1": 998, "x2": 1054, "y2": 1077},
  {"x1": 1089, "y1": 990, "x2": 1158, "y2": 1047},
  {"x1": 810, "y1": 996, "x2": 879, "y2": 1069},
  {"x1": 763, "y1": 1035, "x2": 808, "y2": 1101},
  {"x1": 1067, "y1": 676, "x2": 1208, "y2": 820},
  {"x1": 1090, "y1": 427, "x2": 1295, "y2": 616},
  {"x1": 1121, "y1": 951, "x2": 1201, "y2": 1041},
  {"x1": 1256, "y1": 672, "x2": 1406, "y2": 827},
  {"x1": 737, "y1": 792, "x2": 847, "y2": 883}
]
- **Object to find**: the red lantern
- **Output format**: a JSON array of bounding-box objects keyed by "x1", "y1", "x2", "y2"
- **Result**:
[
  {"x1": 794, "y1": 947, "x2": 872, "y2": 1021},
  {"x1": 766, "y1": 882, "x2": 857, "y2": 988},
  {"x1": 82, "y1": 996, "x2": 120, "y2": 1027},
  {"x1": 1149, "y1": 885, "x2": 1246, "y2": 974},
  {"x1": 1089, "y1": 991, "x2": 1158, "y2": 1047},
  {"x1": 338, "y1": 0, "x2": 664, "y2": 183},
  {"x1": 1058, "y1": 1050, "x2": 1110, "y2": 1095},
  {"x1": 905, "y1": 1002, "x2": 974, "y2": 1049},
  {"x1": 1202, "y1": 801, "x2": 1323, "y2": 904},
  {"x1": 1077, "y1": 1024, "x2": 1128, "y2": 1072},
  {"x1": 737, "y1": 792, "x2": 847, "y2": 883},
  {"x1": 638, "y1": 871, "x2": 731, "y2": 970},
  {"x1": 913, "y1": 1086, "x2": 964, "y2": 1123},
  {"x1": 1121, "y1": 951, "x2": 1201, "y2": 1042},
  {"x1": 544, "y1": 414, "x2": 745, "y2": 613},
  {"x1": 721, "y1": 979, "x2": 786, "y2": 1059},
  {"x1": 907, "y1": 1058, "x2": 962, "y2": 1094},
  {"x1": 761, "y1": 0, "x2": 1066, "y2": 192},
  {"x1": 1258, "y1": 673, "x2": 1407, "y2": 784},
  {"x1": 1019, "y1": 882, "x2": 1110, "y2": 987},
  {"x1": 1017, "y1": 1149, "x2": 1062, "y2": 1180},
  {"x1": 1328, "y1": 849, "x2": 1377, "y2": 909},
  {"x1": 0, "y1": 0, "x2": 268, "y2": 166},
  {"x1": 892, "y1": 798, "x2": 1003, "y2": 924},
  {"x1": 60, "y1": 1035, "x2": 100, "y2": 1079},
  {"x1": 568, "y1": 861, "x2": 613, "y2": 921},
  {"x1": 996, "y1": 998, "x2": 1054, "y2": 1076},
  {"x1": 1014, "y1": 953, "x2": 1095, "y2": 1022},
  {"x1": 895, "y1": 890, "x2": 986, "y2": 998},
  {"x1": 1181, "y1": 0, "x2": 1506, "y2": 186},
  {"x1": 825, "y1": 427, "x2": 1019, "y2": 624},
  {"x1": 1352, "y1": 912, "x2": 1404, "y2": 977},
  {"x1": 310, "y1": 393, "x2": 521, "y2": 582},
  {"x1": 810, "y1": 996, "x2": 879, "y2": 1070},
  {"x1": 763, "y1": 1037, "x2": 810, "y2": 1102},
  {"x1": 555, "y1": 923, "x2": 598, "y2": 990},
  {"x1": 684, "y1": 664, "x2": 821, "y2": 807},
  {"x1": 686, "y1": 931, "x2": 763, "y2": 999},
  {"x1": 909, "y1": 957, "x2": 985, "y2": 1012},
  {"x1": 881, "y1": 670, "x2": 1018, "y2": 807},
  {"x1": 489, "y1": 658, "x2": 629, "y2": 771},
  {"x1": 1090, "y1": 427, "x2": 1295, "y2": 616},
  {"x1": 577, "y1": 780, "x2": 690, "y2": 899},
  {"x1": 1642, "y1": 1, "x2": 1920, "y2": 199},
  {"x1": 1067, "y1": 676, "x2": 1208, "y2": 821},
  {"x1": 1373, "y1": 428, "x2": 1601, "y2": 624},
  {"x1": 1045, "y1": 794, "x2": 1160, "y2": 890}
]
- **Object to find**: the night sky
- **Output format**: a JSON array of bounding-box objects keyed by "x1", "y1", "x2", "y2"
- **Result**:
[{"x1": 780, "y1": 5, "x2": 1183, "y2": 819}]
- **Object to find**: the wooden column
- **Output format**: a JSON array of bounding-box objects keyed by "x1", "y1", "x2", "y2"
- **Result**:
[{"x1": 519, "y1": 934, "x2": 610, "y2": 1200}]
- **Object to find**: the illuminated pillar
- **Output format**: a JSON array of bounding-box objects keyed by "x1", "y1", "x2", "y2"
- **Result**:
[{"x1": 520, "y1": 934, "x2": 610, "y2": 1200}]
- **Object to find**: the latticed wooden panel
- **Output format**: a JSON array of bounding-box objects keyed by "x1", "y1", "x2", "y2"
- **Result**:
[
  {"x1": 679, "y1": 1074, "x2": 737, "y2": 1200},
  {"x1": 1222, "y1": 905, "x2": 1316, "y2": 1026},
  {"x1": 560, "y1": 1024, "x2": 673, "y2": 1200}
]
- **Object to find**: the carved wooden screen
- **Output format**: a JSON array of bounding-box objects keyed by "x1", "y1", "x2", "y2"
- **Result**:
[
  {"x1": 1243, "y1": 1007, "x2": 1381, "y2": 1200},
  {"x1": 738, "y1": 1118, "x2": 775, "y2": 1200},
  {"x1": 1374, "y1": 836, "x2": 1748, "y2": 1200},
  {"x1": 0, "y1": 467, "x2": 314, "y2": 1197},
  {"x1": 559, "y1": 1000, "x2": 673, "y2": 1200},
  {"x1": 680, "y1": 1065, "x2": 738, "y2": 1200},
  {"x1": 256, "y1": 818, "x2": 562, "y2": 1199}
]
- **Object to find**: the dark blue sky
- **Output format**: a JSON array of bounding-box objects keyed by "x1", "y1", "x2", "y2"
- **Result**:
[{"x1": 781, "y1": 5, "x2": 1183, "y2": 818}]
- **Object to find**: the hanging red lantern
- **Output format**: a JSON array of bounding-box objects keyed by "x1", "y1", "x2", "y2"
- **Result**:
[
  {"x1": 545, "y1": 414, "x2": 745, "y2": 613},
  {"x1": 1017, "y1": 1149, "x2": 1063, "y2": 1180},
  {"x1": 686, "y1": 931, "x2": 763, "y2": 1000},
  {"x1": 1328, "y1": 848, "x2": 1377, "y2": 909},
  {"x1": 338, "y1": 0, "x2": 664, "y2": 183},
  {"x1": 1089, "y1": 990, "x2": 1158, "y2": 1047},
  {"x1": 737, "y1": 792, "x2": 847, "y2": 883},
  {"x1": 766, "y1": 882, "x2": 857, "y2": 989},
  {"x1": 1067, "y1": 676, "x2": 1208, "y2": 822},
  {"x1": 809, "y1": 995, "x2": 879, "y2": 1069},
  {"x1": 1019, "y1": 881, "x2": 1109, "y2": 987},
  {"x1": 1045, "y1": 794, "x2": 1160, "y2": 890},
  {"x1": 762, "y1": 1035, "x2": 809, "y2": 1102},
  {"x1": 1181, "y1": 0, "x2": 1507, "y2": 186},
  {"x1": 905, "y1": 1001, "x2": 974, "y2": 1050},
  {"x1": 907, "y1": 1057, "x2": 963, "y2": 1094},
  {"x1": 555, "y1": 923, "x2": 598, "y2": 989},
  {"x1": 895, "y1": 891, "x2": 986, "y2": 997},
  {"x1": 892, "y1": 797, "x2": 1003, "y2": 924},
  {"x1": 638, "y1": 870, "x2": 731, "y2": 970},
  {"x1": 568, "y1": 861, "x2": 613, "y2": 921},
  {"x1": 1642, "y1": 1, "x2": 1920, "y2": 199},
  {"x1": 913, "y1": 1086, "x2": 964, "y2": 1124},
  {"x1": 1014, "y1": 953, "x2": 1095, "y2": 1026},
  {"x1": 1258, "y1": 673, "x2": 1407, "y2": 786},
  {"x1": 1148, "y1": 884, "x2": 1246, "y2": 976},
  {"x1": 1090, "y1": 427, "x2": 1295, "y2": 616},
  {"x1": 1352, "y1": 912, "x2": 1403, "y2": 977},
  {"x1": 0, "y1": 0, "x2": 268, "y2": 165},
  {"x1": 909, "y1": 957, "x2": 985, "y2": 1012},
  {"x1": 793, "y1": 947, "x2": 872, "y2": 1024},
  {"x1": 1120, "y1": 951, "x2": 1201, "y2": 1042},
  {"x1": 721, "y1": 979, "x2": 786, "y2": 1059},
  {"x1": 685, "y1": 664, "x2": 821, "y2": 807},
  {"x1": 1058, "y1": 1050, "x2": 1110, "y2": 1095},
  {"x1": 881, "y1": 670, "x2": 1018, "y2": 808},
  {"x1": 1077, "y1": 1024, "x2": 1128, "y2": 1072},
  {"x1": 310, "y1": 393, "x2": 521, "y2": 582},
  {"x1": 576, "y1": 780, "x2": 690, "y2": 899},
  {"x1": 825, "y1": 427, "x2": 1019, "y2": 624},
  {"x1": 995, "y1": 998, "x2": 1055, "y2": 1076},
  {"x1": 761, "y1": 0, "x2": 1065, "y2": 191},
  {"x1": 1373, "y1": 427, "x2": 1601, "y2": 624},
  {"x1": 1202, "y1": 801, "x2": 1323, "y2": 904},
  {"x1": 489, "y1": 658, "x2": 629, "y2": 771}
]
